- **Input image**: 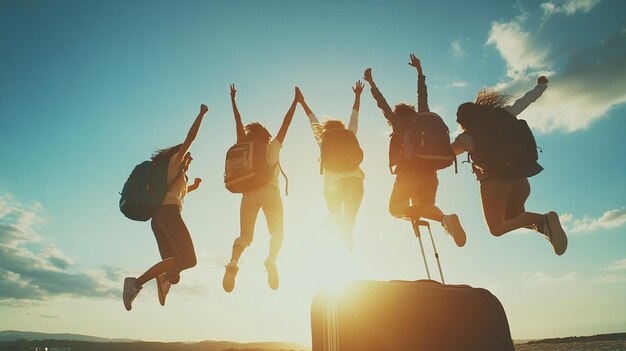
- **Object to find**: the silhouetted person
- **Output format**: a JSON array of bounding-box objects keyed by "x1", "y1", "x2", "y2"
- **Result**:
[
  {"x1": 123, "y1": 104, "x2": 208, "y2": 311},
  {"x1": 297, "y1": 81, "x2": 365, "y2": 249},
  {"x1": 223, "y1": 85, "x2": 300, "y2": 292},
  {"x1": 451, "y1": 76, "x2": 568, "y2": 255},
  {"x1": 363, "y1": 55, "x2": 466, "y2": 247}
]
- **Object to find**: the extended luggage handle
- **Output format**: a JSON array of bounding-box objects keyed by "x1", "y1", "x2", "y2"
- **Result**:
[{"x1": 411, "y1": 220, "x2": 445, "y2": 285}]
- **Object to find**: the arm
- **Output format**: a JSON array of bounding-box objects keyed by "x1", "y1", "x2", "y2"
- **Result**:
[
  {"x1": 275, "y1": 87, "x2": 301, "y2": 144},
  {"x1": 177, "y1": 104, "x2": 208, "y2": 162},
  {"x1": 187, "y1": 177, "x2": 202, "y2": 193},
  {"x1": 505, "y1": 76, "x2": 548, "y2": 116},
  {"x1": 230, "y1": 84, "x2": 246, "y2": 142},
  {"x1": 363, "y1": 68, "x2": 396, "y2": 124},
  {"x1": 347, "y1": 80, "x2": 364, "y2": 133},
  {"x1": 296, "y1": 89, "x2": 322, "y2": 144},
  {"x1": 409, "y1": 54, "x2": 429, "y2": 113}
]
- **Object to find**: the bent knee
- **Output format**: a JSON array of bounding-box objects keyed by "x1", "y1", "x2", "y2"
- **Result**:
[
  {"x1": 234, "y1": 236, "x2": 252, "y2": 249},
  {"x1": 389, "y1": 203, "x2": 406, "y2": 218}
]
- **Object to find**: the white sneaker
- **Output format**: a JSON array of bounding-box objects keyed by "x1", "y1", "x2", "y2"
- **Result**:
[
  {"x1": 222, "y1": 262, "x2": 239, "y2": 293},
  {"x1": 541, "y1": 211, "x2": 568, "y2": 255},
  {"x1": 442, "y1": 214, "x2": 466, "y2": 247},
  {"x1": 123, "y1": 277, "x2": 141, "y2": 311},
  {"x1": 264, "y1": 257, "x2": 279, "y2": 290},
  {"x1": 156, "y1": 274, "x2": 171, "y2": 306}
]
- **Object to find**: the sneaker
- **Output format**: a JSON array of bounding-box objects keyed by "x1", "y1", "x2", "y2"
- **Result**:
[
  {"x1": 442, "y1": 214, "x2": 466, "y2": 247},
  {"x1": 156, "y1": 274, "x2": 171, "y2": 306},
  {"x1": 222, "y1": 262, "x2": 239, "y2": 293},
  {"x1": 123, "y1": 277, "x2": 141, "y2": 311},
  {"x1": 541, "y1": 211, "x2": 568, "y2": 255},
  {"x1": 264, "y1": 257, "x2": 279, "y2": 290}
]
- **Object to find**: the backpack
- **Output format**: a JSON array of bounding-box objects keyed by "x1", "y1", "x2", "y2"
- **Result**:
[
  {"x1": 224, "y1": 139, "x2": 282, "y2": 193},
  {"x1": 119, "y1": 159, "x2": 179, "y2": 221},
  {"x1": 400, "y1": 112, "x2": 455, "y2": 171},
  {"x1": 469, "y1": 107, "x2": 540, "y2": 178},
  {"x1": 319, "y1": 129, "x2": 363, "y2": 173}
]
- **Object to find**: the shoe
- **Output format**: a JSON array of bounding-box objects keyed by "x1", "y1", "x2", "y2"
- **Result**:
[
  {"x1": 123, "y1": 277, "x2": 141, "y2": 311},
  {"x1": 156, "y1": 274, "x2": 171, "y2": 306},
  {"x1": 442, "y1": 214, "x2": 466, "y2": 247},
  {"x1": 264, "y1": 257, "x2": 279, "y2": 290},
  {"x1": 541, "y1": 211, "x2": 568, "y2": 255},
  {"x1": 222, "y1": 262, "x2": 239, "y2": 293}
]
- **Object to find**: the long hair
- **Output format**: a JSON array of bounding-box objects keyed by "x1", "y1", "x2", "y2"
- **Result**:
[
  {"x1": 314, "y1": 118, "x2": 346, "y2": 141},
  {"x1": 457, "y1": 89, "x2": 513, "y2": 130},
  {"x1": 244, "y1": 122, "x2": 271, "y2": 142},
  {"x1": 151, "y1": 144, "x2": 182, "y2": 163}
]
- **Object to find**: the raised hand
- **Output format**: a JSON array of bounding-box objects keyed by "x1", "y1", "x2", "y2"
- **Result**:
[
  {"x1": 295, "y1": 86, "x2": 303, "y2": 102},
  {"x1": 193, "y1": 177, "x2": 202, "y2": 186},
  {"x1": 230, "y1": 84, "x2": 237, "y2": 100},
  {"x1": 409, "y1": 54, "x2": 422, "y2": 74},
  {"x1": 538, "y1": 76, "x2": 549, "y2": 85},
  {"x1": 363, "y1": 68, "x2": 373, "y2": 83},
  {"x1": 353, "y1": 80, "x2": 364, "y2": 95},
  {"x1": 200, "y1": 104, "x2": 208, "y2": 115}
]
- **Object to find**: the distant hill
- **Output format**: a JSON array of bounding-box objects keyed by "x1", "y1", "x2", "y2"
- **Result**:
[{"x1": 0, "y1": 331, "x2": 308, "y2": 351}]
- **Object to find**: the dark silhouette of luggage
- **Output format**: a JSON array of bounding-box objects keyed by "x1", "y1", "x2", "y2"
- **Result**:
[
  {"x1": 311, "y1": 280, "x2": 515, "y2": 351},
  {"x1": 310, "y1": 221, "x2": 514, "y2": 351}
]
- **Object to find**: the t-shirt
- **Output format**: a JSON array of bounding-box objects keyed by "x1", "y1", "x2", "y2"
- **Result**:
[
  {"x1": 262, "y1": 138, "x2": 282, "y2": 191},
  {"x1": 162, "y1": 152, "x2": 187, "y2": 209}
]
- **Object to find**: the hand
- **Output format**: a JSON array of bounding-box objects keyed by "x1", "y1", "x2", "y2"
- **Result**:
[
  {"x1": 200, "y1": 104, "x2": 208, "y2": 114},
  {"x1": 538, "y1": 76, "x2": 548, "y2": 84},
  {"x1": 353, "y1": 80, "x2": 364, "y2": 95},
  {"x1": 230, "y1": 84, "x2": 237, "y2": 100},
  {"x1": 363, "y1": 68, "x2": 373, "y2": 83},
  {"x1": 295, "y1": 86, "x2": 303, "y2": 102},
  {"x1": 193, "y1": 177, "x2": 202, "y2": 186},
  {"x1": 408, "y1": 54, "x2": 422, "y2": 74}
]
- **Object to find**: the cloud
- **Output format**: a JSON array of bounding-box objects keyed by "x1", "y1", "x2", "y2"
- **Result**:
[
  {"x1": 605, "y1": 258, "x2": 626, "y2": 271},
  {"x1": 485, "y1": 6, "x2": 626, "y2": 133},
  {"x1": 447, "y1": 80, "x2": 468, "y2": 88},
  {"x1": 451, "y1": 39, "x2": 464, "y2": 57},
  {"x1": 560, "y1": 208, "x2": 626, "y2": 234},
  {"x1": 541, "y1": 0, "x2": 602, "y2": 18},
  {"x1": 0, "y1": 193, "x2": 120, "y2": 304},
  {"x1": 524, "y1": 271, "x2": 577, "y2": 285},
  {"x1": 594, "y1": 275, "x2": 626, "y2": 283}
]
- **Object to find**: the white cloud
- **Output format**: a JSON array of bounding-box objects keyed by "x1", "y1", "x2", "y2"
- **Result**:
[
  {"x1": 451, "y1": 39, "x2": 464, "y2": 57},
  {"x1": 605, "y1": 258, "x2": 626, "y2": 271},
  {"x1": 560, "y1": 208, "x2": 626, "y2": 234},
  {"x1": 541, "y1": 0, "x2": 602, "y2": 17},
  {"x1": 0, "y1": 193, "x2": 119, "y2": 303},
  {"x1": 447, "y1": 80, "x2": 468, "y2": 88},
  {"x1": 485, "y1": 7, "x2": 626, "y2": 133},
  {"x1": 594, "y1": 275, "x2": 626, "y2": 283},
  {"x1": 524, "y1": 271, "x2": 577, "y2": 285}
]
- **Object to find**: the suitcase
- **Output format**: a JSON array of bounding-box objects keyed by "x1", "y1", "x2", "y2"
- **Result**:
[{"x1": 310, "y1": 221, "x2": 515, "y2": 351}]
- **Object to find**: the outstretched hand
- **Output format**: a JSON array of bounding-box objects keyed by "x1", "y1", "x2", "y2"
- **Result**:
[
  {"x1": 295, "y1": 86, "x2": 303, "y2": 102},
  {"x1": 200, "y1": 104, "x2": 208, "y2": 115},
  {"x1": 409, "y1": 54, "x2": 422, "y2": 74},
  {"x1": 353, "y1": 80, "x2": 364, "y2": 95},
  {"x1": 363, "y1": 68, "x2": 373, "y2": 83},
  {"x1": 538, "y1": 76, "x2": 549, "y2": 85},
  {"x1": 193, "y1": 177, "x2": 202, "y2": 186},
  {"x1": 230, "y1": 84, "x2": 237, "y2": 100}
]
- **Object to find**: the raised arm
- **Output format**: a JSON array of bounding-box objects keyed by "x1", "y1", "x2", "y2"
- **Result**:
[
  {"x1": 177, "y1": 104, "x2": 208, "y2": 162},
  {"x1": 363, "y1": 68, "x2": 396, "y2": 124},
  {"x1": 506, "y1": 76, "x2": 548, "y2": 116},
  {"x1": 230, "y1": 84, "x2": 246, "y2": 142},
  {"x1": 296, "y1": 88, "x2": 322, "y2": 144},
  {"x1": 348, "y1": 80, "x2": 364, "y2": 133},
  {"x1": 187, "y1": 177, "x2": 202, "y2": 193},
  {"x1": 409, "y1": 54, "x2": 429, "y2": 113},
  {"x1": 275, "y1": 87, "x2": 301, "y2": 144}
]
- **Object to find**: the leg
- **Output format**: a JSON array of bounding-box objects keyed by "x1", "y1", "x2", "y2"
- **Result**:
[
  {"x1": 324, "y1": 180, "x2": 344, "y2": 233},
  {"x1": 231, "y1": 192, "x2": 262, "y2": 261},
  {"x1": 151, "y1": 217, "x2": 180, "y2": 284},
  {"x1": 389, "y1": 173, "x2": 413, "y2": 220},
  {"x1": 416, "y1": 172, "x2": 443, "y2": 222},
  {"x1": 136, "y1": 205, "x2": 196, "y2": 286},
  {"x1": 339, "y1": 177, "x2": 364, "y2": 249},
  {"x1": 261, "y1": 188, "x2": 284, "y2": 261}
]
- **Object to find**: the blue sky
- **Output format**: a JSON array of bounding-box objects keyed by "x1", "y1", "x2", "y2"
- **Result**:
[{"x1": 1, "y1": 0, "x2": 625, "y2": 345}]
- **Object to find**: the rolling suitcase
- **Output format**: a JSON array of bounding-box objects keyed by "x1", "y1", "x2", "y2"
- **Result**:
[{"x1": 310, "y1": 221, "x2": 515, "y2": 351}]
